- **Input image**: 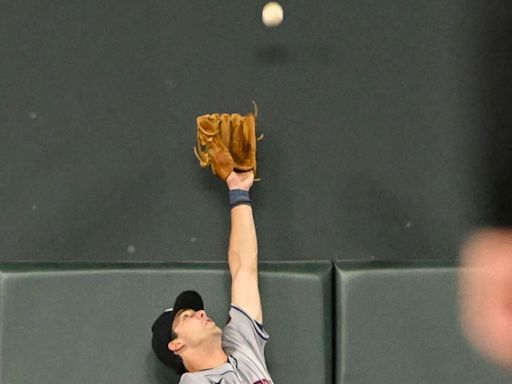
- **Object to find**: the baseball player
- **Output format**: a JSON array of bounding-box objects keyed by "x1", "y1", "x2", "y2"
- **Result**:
[{"x1": 151, "y1": 170, "x2": 274, "y2": 384}]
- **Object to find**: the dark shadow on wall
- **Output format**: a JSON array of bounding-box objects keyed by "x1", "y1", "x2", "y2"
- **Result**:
[
  {"x1": 254, "y1": 43, "x2": 339, "y2": 66},
  {"x1": 255, "y1": 43, "x2": 292, "y2": 65},
  {"x1": 478, "y1": 4, "x2": 512, "y2": 228}
]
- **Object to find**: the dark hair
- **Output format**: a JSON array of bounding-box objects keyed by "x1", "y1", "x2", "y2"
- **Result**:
[
  {"x1": 169, "y1": 328, "x2": 187, "y2": 374},
  {"x1": 173, "y1": 356, "x2": 187, "y2": 375}
]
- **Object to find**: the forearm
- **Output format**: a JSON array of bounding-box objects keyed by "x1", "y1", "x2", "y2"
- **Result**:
[
  {"x1": 228, "y1": 204, "x2": 258, "y2": 274},
  {"x1": 225, "y1": 171, "x2": 262, "y2": 322}
]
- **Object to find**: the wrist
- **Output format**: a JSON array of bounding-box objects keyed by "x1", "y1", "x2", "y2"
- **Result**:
[
  {"x1": 228, "y1": 185, "x2": 250, "y2": 192},
  {"x1": 229, "y1": 189, "x2": 251, "y2": 208}
]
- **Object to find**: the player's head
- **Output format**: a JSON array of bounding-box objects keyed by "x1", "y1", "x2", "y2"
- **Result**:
[{"x1": 151, "y1": 290, "x2": 222, "y2": 374}]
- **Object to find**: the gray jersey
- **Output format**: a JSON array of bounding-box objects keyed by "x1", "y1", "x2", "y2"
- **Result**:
[{"x1": 179, "y1": 305, "x2": 274, "y2": 384}]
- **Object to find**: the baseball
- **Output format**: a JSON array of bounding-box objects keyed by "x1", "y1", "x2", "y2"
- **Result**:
[{"x1": 262, "y1": 2, "x2": 283, "y2": 27}]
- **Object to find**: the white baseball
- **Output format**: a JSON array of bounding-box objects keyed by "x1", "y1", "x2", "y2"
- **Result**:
[{"x1": 262, "y1": 2, "x2": 284, "y2": 27}]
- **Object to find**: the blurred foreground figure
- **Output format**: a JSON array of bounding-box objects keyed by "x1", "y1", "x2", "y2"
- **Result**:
[{"x1": 459, "y1": 229, "x2": 512, "y2": 369}]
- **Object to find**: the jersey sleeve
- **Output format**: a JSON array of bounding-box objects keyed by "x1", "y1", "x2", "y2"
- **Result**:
[{"x1": 222, "y1": 304, "x2": 270, "y2": 360}]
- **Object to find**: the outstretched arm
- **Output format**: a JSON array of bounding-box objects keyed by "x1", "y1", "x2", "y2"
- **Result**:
[{"x1": 226, "y1": 171, "x2": 262, "y2": 324}]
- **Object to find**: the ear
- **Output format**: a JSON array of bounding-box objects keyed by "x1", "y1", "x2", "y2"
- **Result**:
[{"x1": 168, "y1": 339, "x2": 184, "y2": 353}]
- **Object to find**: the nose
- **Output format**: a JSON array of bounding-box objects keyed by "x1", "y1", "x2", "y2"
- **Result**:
[{"x1": 196, "y1": 310, "x2": 206, "y2": 319}]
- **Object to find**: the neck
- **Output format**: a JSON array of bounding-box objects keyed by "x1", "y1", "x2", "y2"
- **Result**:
[{"x1": 184, "y1": 340, "x2": 228, "y2": 372}]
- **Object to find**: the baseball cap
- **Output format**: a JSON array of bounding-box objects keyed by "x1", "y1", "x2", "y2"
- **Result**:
[{"x1": 151, "y1": 290, "x2": 204, "y2": 374}]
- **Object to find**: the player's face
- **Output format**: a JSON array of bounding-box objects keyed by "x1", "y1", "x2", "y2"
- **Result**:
[{"x1": 171, "y1": 309, "x2": 221, "y2": 350}]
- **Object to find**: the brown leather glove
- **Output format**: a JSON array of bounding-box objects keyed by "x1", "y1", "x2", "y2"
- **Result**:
[{"x1": 194, "y1": 102, "x2": 262, "y2": 180}]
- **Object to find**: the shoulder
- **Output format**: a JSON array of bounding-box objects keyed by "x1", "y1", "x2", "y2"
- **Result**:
[
  {"x1": 179, "y1": 373, "x2": 210, "y2": 384},
  {"x1": 225, "y1": 304, "x2": 269, "y2": 341}
]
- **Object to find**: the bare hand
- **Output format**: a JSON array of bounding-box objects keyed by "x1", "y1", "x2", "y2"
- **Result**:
[
  {"x1": 226, "y1": 171, "x2": 254, "y2": 191},
  {"x1": 459, "y1": 229, "x2": 512, "y2": 369}
]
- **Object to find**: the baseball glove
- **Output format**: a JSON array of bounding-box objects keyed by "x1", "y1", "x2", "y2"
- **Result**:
[{"x1": 194, "y1": 101, "x2": 263, "y2": 180}]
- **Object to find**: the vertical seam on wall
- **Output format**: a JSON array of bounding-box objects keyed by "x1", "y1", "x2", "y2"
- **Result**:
[
  {"x1": 0, "y1": 273, "x2": 4, "y2": 384},
  {"x1": 331, "y1": 263, "x2": 337, "y2": 384}
]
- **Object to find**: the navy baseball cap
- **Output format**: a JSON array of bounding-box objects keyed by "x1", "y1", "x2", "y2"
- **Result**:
[{"x1": 151, "y1": 290, "x2": 204, "y2": 374}]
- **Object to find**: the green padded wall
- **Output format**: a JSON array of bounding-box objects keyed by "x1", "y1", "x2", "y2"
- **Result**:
[
  {"x1": 3, "y1": 0, "x2": 512, "y2": 263},
  {"x1": 335, "y1": 262, "x2": 511, "y2": 384},
  {"x1": 0, "y1": 262, "x2": 332, "y2": 384}
]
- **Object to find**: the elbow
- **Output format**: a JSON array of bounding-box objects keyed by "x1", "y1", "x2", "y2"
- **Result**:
[
  {"x1": 232, "y1": 263, "x2": 258, "y2": 284},
  {"x1": 228, "y1": 250, "x2": 258, "y2": 274}
]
